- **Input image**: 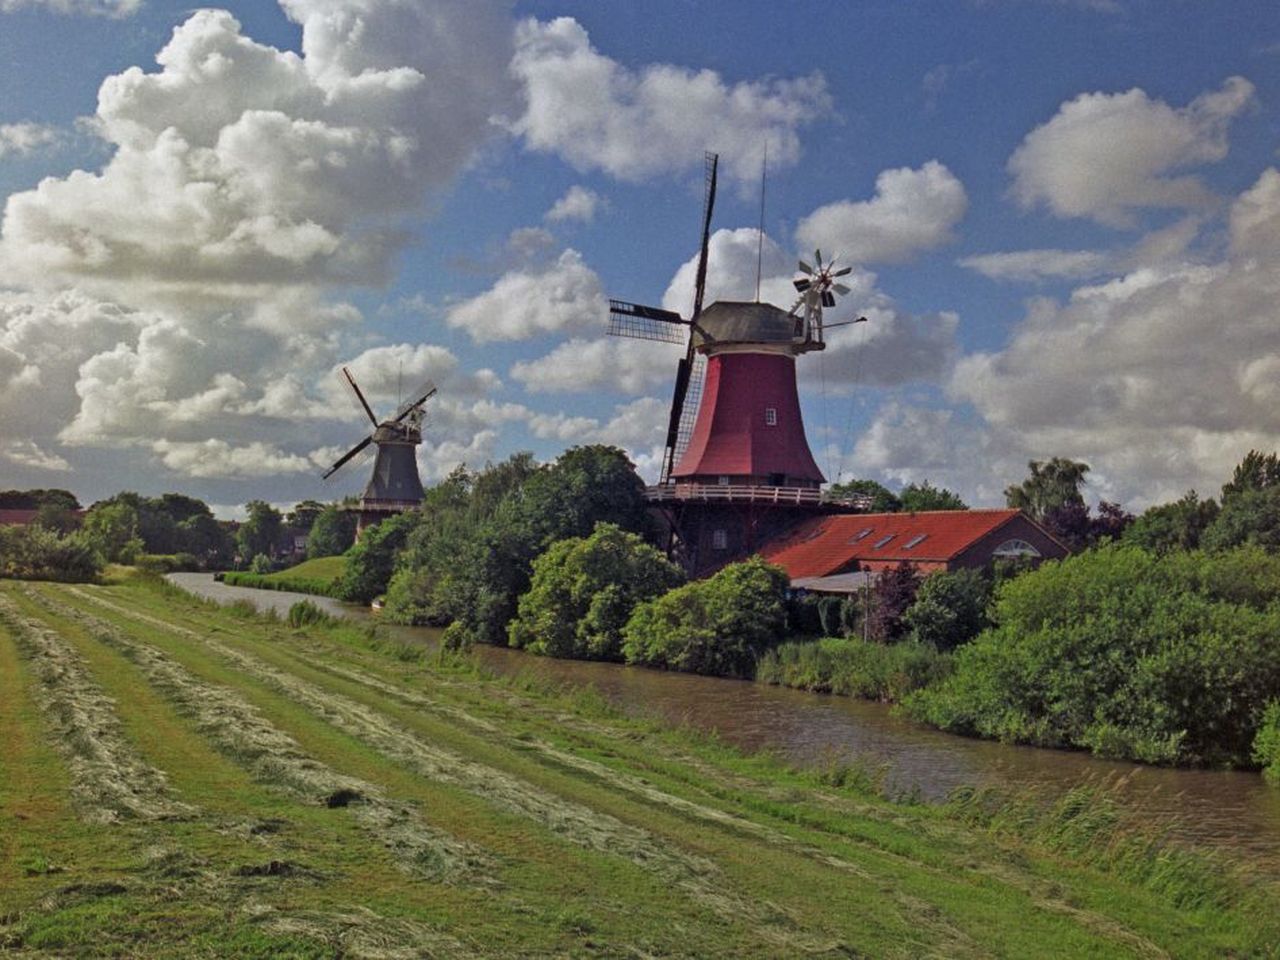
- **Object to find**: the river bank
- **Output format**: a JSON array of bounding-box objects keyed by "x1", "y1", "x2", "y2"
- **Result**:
[{"x1": 169, "y1": 572, "x2": 1280, "y2": 868}]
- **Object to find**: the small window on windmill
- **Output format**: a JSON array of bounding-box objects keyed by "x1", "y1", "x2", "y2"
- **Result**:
[
  {"x1": 873, "y1": 535, "x2": 895, "y2": 549},
  {"x1": 765, "y1": 407, "x2": 778, "y2": 426},
  {"x1": 713, "y1": 528, "x2": 728, "y2": 550},
  {"x1": 718, "y1": 475, "x2": 731, "y2": 486}
]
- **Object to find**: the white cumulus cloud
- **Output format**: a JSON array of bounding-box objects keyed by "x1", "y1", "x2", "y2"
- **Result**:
[
  {"x1": 1008, "y1": 76, "x2": 1255, "y2": 226},
  {"x1": 507, "y1": 16, "x2": 830, "y2": 184},
  {"x1": 795, "y1": 161, "x2": 968, "y2": 266},
  {"x1": 446, "y1": 248, "x2": 606, "y2": 342},
  {"x1": 545, "y1": 185, "x2": 601, "y2": 223}
]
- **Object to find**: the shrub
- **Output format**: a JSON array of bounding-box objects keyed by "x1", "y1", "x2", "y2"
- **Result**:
[
  {"x1": 286, "y1": 600, "x2": 332, "y2": 628},
  {"x1": 622, "y1": 557, "x2": 789, "y2": 677},
  {"x1": 868, "y1": 562, "x2": 920, "y2": 642},
  {"x1": 904, "y1": 544, "x2": 1280, "y2": 767},
  {"x1": 903, "y1": 568, "x2": 992, "y2": 651},
  {"x1": 337, "y1": 512, "x2": 416, "y2": 604},
  {"x1": 0, "y1": 525, "x2": 101, "y2": 582},
  {"x1": 508, "y1": 523, "x2": 684, "y2": 661},
  {"x1": 1254, "y1": 702, "x2": 1280, "y2": 786},
  {"x1": 249, "y1": 553, "x2": 273, "y2": 574},
  {"x1": 757, "y1": 637, "x2": 952, "y2": 702}
]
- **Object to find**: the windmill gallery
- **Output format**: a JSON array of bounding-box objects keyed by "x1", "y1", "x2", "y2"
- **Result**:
[{"x1": 323, "y1": 154, "x2": 1068, "y2": 586}]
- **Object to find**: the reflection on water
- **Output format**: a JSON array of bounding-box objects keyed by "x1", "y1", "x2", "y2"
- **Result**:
[{"x1": 169, "y1": 573, "x2": 1280, "y2": 866}]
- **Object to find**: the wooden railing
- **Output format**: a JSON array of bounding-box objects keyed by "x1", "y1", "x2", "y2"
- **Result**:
[
  {"x1": 356, "y1": 498, "x2": 422, "y2": 513},
  {"x1": 644, "y1": 483, "x2": 872, "y2": 509}
]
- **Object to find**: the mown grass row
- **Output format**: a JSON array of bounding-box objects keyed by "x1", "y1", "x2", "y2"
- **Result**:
[{"x1": 2, "y1": 573, "x2": 1277, "y2": 957}]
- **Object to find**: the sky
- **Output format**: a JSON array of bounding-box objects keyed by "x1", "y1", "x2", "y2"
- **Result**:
[{"x1": 0, "y1": 0, "x2": 1278, "y2": 518}]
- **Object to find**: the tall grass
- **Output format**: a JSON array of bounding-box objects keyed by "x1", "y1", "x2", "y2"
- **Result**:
[
  {"x1": 221, "y1": 572, "x2": 341, "y2": 598},
  {"x1": 756, "y1": 636, "x2": 952, "y2": 702}
]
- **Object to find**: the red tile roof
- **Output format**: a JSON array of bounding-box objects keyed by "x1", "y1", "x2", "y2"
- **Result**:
[
  {"x1": 759, "y1": 509, "x2": 1027, "y2": 578},
  {"x1": 0, "y1": 508, "x2": 40, "y2": 527}
]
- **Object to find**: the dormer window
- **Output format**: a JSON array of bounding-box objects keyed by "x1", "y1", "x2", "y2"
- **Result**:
[
  {"x1": 873, "y1": 535, "x2": 895, "y2": 549},
  {"x1": 903, "y1": 534, "x2": 928, "y2": 549},
  {"x1": 765, "y1": 407, "x2": 778, "y2": 426}
]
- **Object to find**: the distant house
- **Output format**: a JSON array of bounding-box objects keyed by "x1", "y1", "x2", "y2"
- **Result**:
[
  {"x1": 758, "y1": 509, "x2": 1069, "y2": 585},
  {"x1": 0, "y1": 509, "x2": 41, "y2": 527}
]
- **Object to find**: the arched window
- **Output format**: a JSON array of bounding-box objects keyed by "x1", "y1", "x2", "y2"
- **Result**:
[{"x1": 992, "y1": 538, "x2": 1041, "y2": 559}]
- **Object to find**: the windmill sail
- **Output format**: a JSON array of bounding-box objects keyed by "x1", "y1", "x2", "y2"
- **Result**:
[
  {"x1": 661, "y1": 151, "x2": 718, "y2": 483},
  {"x1": 607, "y1": 300, "x2": 687, "y2": 343},
  {"x1": 393, "y1": 379, "x2": 437, "y2": 423},
  {"x1": 671, "y1": 353, "x2": 706, "y2": 468}
]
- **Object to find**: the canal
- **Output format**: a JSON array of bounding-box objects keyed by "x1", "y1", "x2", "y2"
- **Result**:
[{"x1": 169, "y1": 572, "x2": 1280, "y2": 867}]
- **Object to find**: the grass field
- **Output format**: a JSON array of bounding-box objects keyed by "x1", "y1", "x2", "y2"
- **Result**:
[
  {"x1": 1, "y1": 574, "x2": 1276, "y2": 958},
  {"x1": 222, "y1": 555, "x2": 348, "y2": 597}
]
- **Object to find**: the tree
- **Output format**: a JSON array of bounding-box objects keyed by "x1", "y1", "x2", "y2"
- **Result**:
[
  {"x1": 508, "y1": 523, "x2": 684, "y2": 661},
  {"x1": 1005, "y1": 458, "x2": 1090, "y2": 522},
  {"x1": 827, "y1": 479, "x2": 901, "y2": 512},
  {"x1": 899, "y1": 481, "x2": 967, "y2": 512},
  {"x1": 178, "y1": 513, "x2": 235, "y2": 568},
  {"x1": 306, "y1": 506, "x2": 356, "y2": 559},
  {"x1": 623, "y1": 557, "x2": 790, "y2": 677},
  {"x1": 0, "y1": 525, "x2": 100, "y2": 582},
  {"x1": 0, "y1": 489, "x2": 79, "y2": 510},
  {"x1": 1222, "y1": 450, "x2": 1280, "y2": 500},
  {"x1": 33, "y1": 500, "x2": 81, "y2": 535},
  {"x1": 904, "y1": 569, "x2": 992, "y2": 651},
  {"x1": 337, "y1": 511, "x2": 415, "y2": 604},
  {"x1": 82, "y1": 500, "x2": 142, "y2": 563},
  {"x1": 1123, "y1": 492, "x2": 1219, "y2": 555},
  {"x1": 868, "y1": 562, "x2": 921, "y2": 642},
  {"x1": 1201, "y1": 486, "x2": 1280, "y2": 554},
  {"x1": 237, "y1": 500, "x2": 283, "y2": 561}
]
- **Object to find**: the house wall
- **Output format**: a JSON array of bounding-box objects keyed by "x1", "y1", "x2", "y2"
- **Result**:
[{"x1": 950, "y1": 515, "x2": 1069, "y2": 569}]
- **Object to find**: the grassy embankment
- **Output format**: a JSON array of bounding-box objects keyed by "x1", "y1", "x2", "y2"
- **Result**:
[
  {"x1": 1, "y1": 573, "x2": 1276, "y2": 958},
  {"x1": 221, "y1": 555, "x2": 347, "y2": 598}
]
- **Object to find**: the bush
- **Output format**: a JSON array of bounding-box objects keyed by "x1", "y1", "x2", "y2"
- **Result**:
[
  {"x1": 286, "y1": 600, "x2": 333, "y2": 628},
  {"x1": 904, "y1": 544, "x2": 1280, "y2": 767},
  {"x1": 307, "y1": 506, "x2": 356, "y2": 559},
  {"x1": 508, "y1": 523, "x2": 684, "y2": 661},
  {"x1": 1254, "y1": 702, "x2": 1280, "y2": 786},
  {"x1": 903, "y1": 568, "x2": 992, "y2": 651},
  {"x1": 135, "y1": 552, "x2": 200, "y2": 575},
  {"x1": 249, "y1": 553, "x2": 273, "y2": 574},
  {"x1": 622, "y1": 557, "x2": 789, "y2": 677},
  {"x1": 0, "y1": 525, "x2": 102, "y2": 582},
  {"x1": 757, "y1": 637, "x2": 952, "y2": 702}
]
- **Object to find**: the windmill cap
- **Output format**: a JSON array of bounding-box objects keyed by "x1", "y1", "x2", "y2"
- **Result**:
[{"x1": 694, "y1": 301, "x2": 820, "y2": 352}]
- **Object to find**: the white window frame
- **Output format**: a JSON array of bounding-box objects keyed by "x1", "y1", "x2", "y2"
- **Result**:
[
  {"x1": 712, "y1": 528, "x2": 728, "y2": 550},
  {"x1": 717, "y1": 475, "x2": 731, "y2": 486},
  {"x1": 765, "y1": 407, "x2": 778, "y2": 426}
]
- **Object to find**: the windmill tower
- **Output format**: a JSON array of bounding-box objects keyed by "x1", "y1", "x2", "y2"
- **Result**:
[
  {"x1": 322, "y1": 366, "x2": 437, "y2": 536},
  {"x1": 608, "y1": 154, "x2": 866, "y2": 573}
]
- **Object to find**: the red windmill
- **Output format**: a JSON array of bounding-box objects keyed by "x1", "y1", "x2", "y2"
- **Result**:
[{"x1": 608, "y1": 153, "x2": 867, "y2": 572}]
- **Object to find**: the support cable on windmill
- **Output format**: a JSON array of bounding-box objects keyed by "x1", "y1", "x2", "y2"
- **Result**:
[
  {"x1": 605, "y1": 152, "x2": 871, "y2": 572},
  {"x1": 322, "y1": 366, "x2": 436, "y2": 536}
]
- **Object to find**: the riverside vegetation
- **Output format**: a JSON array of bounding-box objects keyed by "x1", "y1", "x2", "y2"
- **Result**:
[{"x1": 2, "y1": 571, "x2": 1278, "y2": 957}]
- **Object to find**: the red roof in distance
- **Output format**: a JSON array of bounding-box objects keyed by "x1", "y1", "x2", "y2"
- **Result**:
[
  {"x1": 759, "y1": 509, "x2": 1031, "y2": 579},
  {"x1": 0, "y1": 509, "x2": 41, "y2": 527}
]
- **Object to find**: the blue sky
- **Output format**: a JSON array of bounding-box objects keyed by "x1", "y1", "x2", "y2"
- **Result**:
[{"x1": 0, "y1": 0, "x2": 1277, "y2": 516}]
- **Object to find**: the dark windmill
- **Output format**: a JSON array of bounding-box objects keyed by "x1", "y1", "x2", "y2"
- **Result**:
[
  {"x1": 322, "y1": 366, "x2": 437, "y2": 536},
  {"x1": 607, "y1": 153, "x2": 869, "y2": 574}
]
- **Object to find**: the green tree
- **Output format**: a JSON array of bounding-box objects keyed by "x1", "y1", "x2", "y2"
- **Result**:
[
  {"x1": 0, "y1": 525, "x2": 100, "y2": 582},
  {"x1": 623, "y1": 557, "x2": 790, "y2": 677},
  {"x1": 508, "y1": 523, "x2": 684, "y2": 661},
  {"x1": 237, "y1": 500, "x2": 283, "y2": 561},
  {"x1": 827, "y1": 478, "x2": 901, "y2": 512},
  {"x1": 177, "y1": 513, "x2": 235, "y2": 568},
  {"x1": 82, "y1": 500, "x2": 142, "y2": 563},
  {"x1": 1123, "y1": 491, "x2": 1219, "y2": 554},
  {"x1": 337, "y1": 511, "x2": 416, "y2": 604},
  {"x1": 1005, "y1": 458, "x2": 1090, "y2": 521},
  {"x1": 1221, "y1": 449, "x2": 1280, "y2": 499},
  {"x1": 903, "y1": 569, "x2": 992, "y2": 651},
  {"x1": 306, "y1": 505, "x2": 357, "y2": 559},
  {"x1": 899, "y1": 481, "x2": 967, "y2": 512},
  {"x1": 33, "y1": 500, "x2": 81, "y2": 535},
  {"x1": 1201, "y1": 486, "x2": 1280, "y2": 553}
]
